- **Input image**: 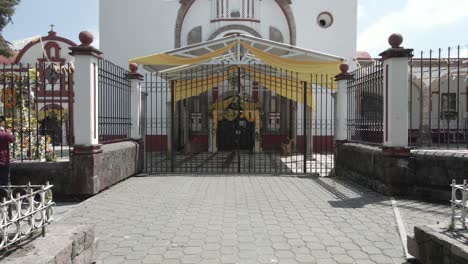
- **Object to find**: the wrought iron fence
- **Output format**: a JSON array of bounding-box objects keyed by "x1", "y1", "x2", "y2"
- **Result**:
[
  {"x1": 98, "y1": 59, "x2": 132, "y2": 144},
  {"x1": 451, "y1": 180, "x2": 468, "y2": 229},
  {"x1": 409, "y1": 46, "x2": 468, "y2": 149},
  {"x1": 142, "y1": 63, "x2": 336, "y2": 176},
  {"x1": 0, "y1": 63, "x2": 74, "y2": 162},
  {"x1": 0, "y1": 183, "x2": 54, "y2": 251},
  {"x1": 347, "y1": 61, "x2": 384, "y2": 144}
]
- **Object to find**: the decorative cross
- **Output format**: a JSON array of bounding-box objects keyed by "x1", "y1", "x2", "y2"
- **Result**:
[{"x1": 50, "y1": 24, "x2": 55, "y2": 32}]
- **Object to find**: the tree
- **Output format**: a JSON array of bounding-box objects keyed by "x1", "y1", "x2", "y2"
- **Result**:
[{"x1": 0, "y1": 0, "x2": 21, "y2": 57}]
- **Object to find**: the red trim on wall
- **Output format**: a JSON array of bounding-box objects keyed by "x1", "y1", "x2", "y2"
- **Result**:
[
  {"x1": 312, "y1": 136, "x2": 335, "y2": 153},
  {"x1": 146, "y1": 135, "x2": 168, "y2": 151},
  {"x1": 296, "y1": 136, "x2": 335, "y2": 153},
  {"x1": 93, "y1": 63, "x2": 97, "y2": 140},
  {"x1": 210, "y1": 18, "x2": 260, "y2": 23},
  {"x1": 177, "y1": 0, "x2": 197, "y2": 48},
  {"x1": 189, "y1": 135, "x2": 209, "y2": 152},
  {"x1": 274, "y1": 0, "x2": 293, "y2": 45},
  {"x1": 44, "y1": 42, "x2": 61, "y2": 59},
  {"x1": 385, "y1": 65, "x2": 389, "y2": 142},
  {"x1": 14, "y1": 32, "x2": 77, "y2": 64},
  {"x1": 262, "y1": 135, "x2": 289, "y2": 151},
  {"x1": 177, "y1": 0, "x2": 293, "y2": 47}
]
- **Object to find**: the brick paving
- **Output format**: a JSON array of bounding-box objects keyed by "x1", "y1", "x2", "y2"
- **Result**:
[{"x1": 58, "y1": 176, "x2": 450, "y2": 264}]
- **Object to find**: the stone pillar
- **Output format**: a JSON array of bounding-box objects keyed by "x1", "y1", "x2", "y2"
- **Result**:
[
  {"x1": 127, "y1": 63, "x2": 144, "y2": 140},
  {"x1": 335, "y1": 64, "x2": 354, "y2": 142},
  {"x1": 69, "y1": 31, "x2": 103, "y2": 195},
  {"x1": 379, "y1": 33, "x2": 413, "y2": 153},
  {"x1": 69, "y1": 31, "x2": 102, "y2": 146}
]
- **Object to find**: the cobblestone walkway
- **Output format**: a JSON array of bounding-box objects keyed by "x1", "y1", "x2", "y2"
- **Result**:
[{"x1": 59, "y1": 176, "x2": 450, "y2": 264}]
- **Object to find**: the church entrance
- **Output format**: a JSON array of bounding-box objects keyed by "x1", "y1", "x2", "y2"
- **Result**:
[
  {"x1": 217, "y1": 119, "x2": 254, "y2": 151},
  {"x1": 137, "y1": 35, "x2": 339, "y2": 176}
]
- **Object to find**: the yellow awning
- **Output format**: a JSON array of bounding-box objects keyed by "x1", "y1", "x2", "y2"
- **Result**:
[
  {"x1": 131, "y1": 39, "x2": 339, "y2": 111},
  {"x1": 243, "y1": 66, "x2": 315, "y2": 111},
  {"x1": 173, "y1": 67, "x2": 237, "y2": 102},
  {"x1": 240, "y1": 42, "x2": 339, "y2": 82},
  {"x1": 130, "y1": 42, "x2": 237, "y2": 66},
  {"x1": 173, "y1": 66, "x2": 316, "y2": 110}
]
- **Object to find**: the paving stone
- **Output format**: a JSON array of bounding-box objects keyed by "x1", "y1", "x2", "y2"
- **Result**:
[
  {"x1": 275, "y1": 250, "x2": 295, "y2": 259},
  {"x1": 296, "y1": 254, "x2": 316, "y2": 263},
  {"x1": 58, "y1": 176, "x2": 450, "y2": 263}
]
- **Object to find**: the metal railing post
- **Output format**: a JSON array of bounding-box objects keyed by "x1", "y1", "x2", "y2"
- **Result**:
[
  {"x1": 303, "y1": 81, "x2": 307, "y2": 174},
  {"x1": 170, "y1": 80, "x2": 176, "y2": 173},
  {"x1": 451, "y1": 179, "x2": 456, "y2": 228},
  {"x1": 463, "y1": 180, "x2": 467, "y2": 229}
]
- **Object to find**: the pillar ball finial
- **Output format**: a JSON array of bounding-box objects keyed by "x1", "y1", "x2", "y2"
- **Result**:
[
  {"x1": 129, "y1": 63, "x2": 139, "y2": 73},
  {"x1": 388, "y1": 33, "x2": 403, "y2": 48},
  {"x1": 79, "y1": 31, "x2": 94, "y2": 46},
  {"x1": 339, "y1": 64, "x2": 349, "y2": 74}
]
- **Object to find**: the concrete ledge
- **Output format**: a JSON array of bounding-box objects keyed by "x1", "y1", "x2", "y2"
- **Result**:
[
  {"x1": 335, "y1": 143, "x2": 468, "y2": 201},
  {"x1": 1, "y1": 224, "x2": 97, "y2": 264},
  {"x1": 409, "y1": 225, "x2": 468, "y2": 264}
]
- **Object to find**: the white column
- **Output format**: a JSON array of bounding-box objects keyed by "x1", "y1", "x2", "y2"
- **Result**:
[
  {"x1": 127, "y1": 63, "x2": 143, "y2": 139},
  {"x1": 335, "y1": 64, "x2": 352, "y2": 141},
  {"x1": 69, "y1": 31, "x2": 103, "y2": 146},
  {"x1": 380, "y1": 34, "x2": 413, "y2": 148}
]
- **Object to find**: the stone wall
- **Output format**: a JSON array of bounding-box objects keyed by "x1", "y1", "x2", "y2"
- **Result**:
[
  {"x1": 335, "y1": 143, "x2": 468, "y2": 201},
  {"x1": 11, "y1": 140, "x2": 144, "y2": 198},
  {"x1": 96, "y1": 140, "x2": 143, "y2": 191},
  {"x1": 408, "y1": 225, "x2": 468, "y2": 264},
  {"x1": 70, "y1": 140, "x2": 144, "y2": 196},
  {"x1": 11, "y1": 161, "x2": 72, "y2": 197},
  {"x1": 1, "y1": 224, "x2": 97, "y2": 264}
]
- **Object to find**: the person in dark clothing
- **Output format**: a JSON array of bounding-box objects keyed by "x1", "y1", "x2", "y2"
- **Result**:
[{"x1": 0, "y1": 126, "x2": 14, "y2": 186}]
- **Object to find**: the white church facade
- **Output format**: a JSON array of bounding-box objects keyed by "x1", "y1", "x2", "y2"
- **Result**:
[
  {"x1": 100, "y1": 0, "x2": 357, "y2": 67},
  {"x1": 99, "y1": 0, "x2": 357, "y2": 157}
]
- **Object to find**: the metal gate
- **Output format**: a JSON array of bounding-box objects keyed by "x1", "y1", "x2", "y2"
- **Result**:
[{"x1": 142, "y1": 64, "x2": 336, "y2": 175}]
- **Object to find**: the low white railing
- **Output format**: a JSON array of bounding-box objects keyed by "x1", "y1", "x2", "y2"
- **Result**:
[
  {"x1": 451, "y1": 180, "x2": 468, "y2": 229},
  {"x1": 0, "y1": 183, "x2": 54, "y2": 251}
]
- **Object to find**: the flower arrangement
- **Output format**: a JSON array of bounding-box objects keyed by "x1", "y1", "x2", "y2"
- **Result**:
[{"x1": 0, "y1": 67, "x2": 53, "y2": 161}]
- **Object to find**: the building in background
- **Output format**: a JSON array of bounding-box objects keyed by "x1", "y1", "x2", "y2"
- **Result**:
[
  {"x1": 98, "y1": 0, "x2": 362, "y2": 159},
  {"x1": 0, "y1": 29, "x2": 76, "y2": 146},
  {"x1": 100, "y1": 0, "x2": 358, "y2": 67}
]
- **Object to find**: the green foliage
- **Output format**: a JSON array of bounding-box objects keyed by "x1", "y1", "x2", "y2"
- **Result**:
[{"x1": 0, "y1": 0, "x2": 21, "y2": 57}]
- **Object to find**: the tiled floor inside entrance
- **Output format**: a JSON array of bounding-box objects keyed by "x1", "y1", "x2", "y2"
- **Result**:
[{"x1": 145, "y1": 152, "x2": 334, "y2": 176}]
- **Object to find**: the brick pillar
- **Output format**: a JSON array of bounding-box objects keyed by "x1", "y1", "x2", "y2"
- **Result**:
[
  {"x1": 379, "y1": 33, "x2": 413, "y2": 154},
  {"x1": 127, "y1": 63, "x2": 144, "y2": 140},
  {"x1": 69, "y1": 31, "x2": 104, "y2": 195},
  {"x1": 335, "y1": 64, "x2": 353, "y2": 142}
]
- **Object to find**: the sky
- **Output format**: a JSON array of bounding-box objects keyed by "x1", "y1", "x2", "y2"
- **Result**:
[{"x1": 2, "y1": 0, "x2": 468, "y2": 57}]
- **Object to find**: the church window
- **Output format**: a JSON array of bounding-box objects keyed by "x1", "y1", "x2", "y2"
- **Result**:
[
  {"x1": 49, "y1": 47, "x2": 56, "y2": 59},
  {"x1": 317, "y1": 12, "x2": 333, "y2": 28},
  {"x1": 44, "y1": 42, "x2": 60, "y2": 60},
  {"x1": 269, "y1": 27, "x2": 284, "y2": 43},
  {"x1": 187, "y1": 26, "x2": 202, "y2": 45},
  {"x1": 215, "y1": 0, "x2": 256, "y2": 19}
]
